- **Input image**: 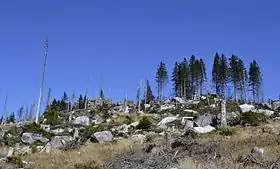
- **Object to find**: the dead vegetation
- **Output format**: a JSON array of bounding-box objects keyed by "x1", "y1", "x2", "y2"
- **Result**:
[{"x1": 26, "y1": 139, "x2": 135, "y2": 169}]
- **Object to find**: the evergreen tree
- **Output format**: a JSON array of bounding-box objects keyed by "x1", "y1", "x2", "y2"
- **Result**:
[
  {"x1": 212, "y1": 53, "x2": 221, "y2": 95},
  {"x1": 199, "y1": 59, "x2": 207, "y2": 95},
  {"x1": 83, "y1": 95, "x2": 87, "y2": 109},
  {"x1": 146, "y1": 80, "x2": 154, "y2": 103},
  {"x1": 0, "y1": 116, "x2": 3, "y2": 125},
  {"x1": 249, "y1": 60, "x2": 262, "y2": 103},
  {"x1": 220, "y1": 54, "x2": 228, "y2": 98},
  {"x1": 228, "y1": 55, "x2": 240, "y2": 101},
  {"x1": 7, "y1": 112, "x2": 15, "y2": 123},
  {"x1": 155, "y1": 61, "x2": 168, "y2": 102},
  {"x1": 189, "y1": 55, "x2": 196, "y2": 98},
  {"x1": 238, "y1": 58, "x2": 247, "y2": 102},
  {"x1": 171, "y1": 61, "x2": 180, "y2": 96},
  {"x1": 100, "y1": 89, "x2": 104, "y2": 99},
  {"x1": 78, "y1": 94, "x2": 84, "y2": 109}
]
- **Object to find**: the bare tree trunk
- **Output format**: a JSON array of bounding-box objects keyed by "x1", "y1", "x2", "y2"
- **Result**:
[
  {"x1": 35, "y1": 38, "x2": 48, "y2": 124},
  {"x1": 4, "y1": 93, "x2": 8, "y2": 122},
  {"x1": 220, "y1": 99, "x2": 227, "y2": 127},
  {"x1": 138, "y1": 80, "x2": 142, "y2": 112},
  {"x1": 46, "y1": 88, "x2": 51, "y2": 107}
]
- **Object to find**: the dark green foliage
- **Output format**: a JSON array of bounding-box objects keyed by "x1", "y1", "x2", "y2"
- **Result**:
[
  {"x1": 124, "y1": 116, "x2": 133, "y2": 125},
  {"x1": 136, "y1": 116, "x2": 152, "y2": 130},
  {"x1": 212, "y1": 53, "x2": 221, "y2": 95},
  {"x1": 7, "y1": 155, "x2": 24, "y2": 168},
  {"x1": 155, "y1": 61, "x2": 168, "y2": 102},
  {"x1": 6, "y1": 112, "x2": 15, "y2": 123},
  {"x1": 0, "y1": 116, "x2": 3, "y2": 124},
  {"x1": 240, "y1": 111, "x2": 267, "y2": 126},
  {"x1": 23, "y1": 123, "x2": 54, "y2": 139},
  {"x1": 226, "y1": 100, "x2": 241, "y2": 112},
  {"x1": 217, "y1": 127, "x2": 236, "y2": 136},
  {"x1": 43, "y1": 108, "x2": 62, "y2": 126},
  {"x1": 97, "y1": 103, "x2": 110, "y2": 119},
  {"x1": 146, "y1": 80, "x2": 154, "y2": 103},
  {"x1": 82, "y1": 125, "x2": 106, "y2": 141},
  {"x1": 100, "y1": 89, "x2": 104, "y2": 99},
  {"x1": 249, "y1": 60, "x2": 262, "y2": 103},
  {"x1": 78, "y1": 94, "x2": 84, "y2": 109}
]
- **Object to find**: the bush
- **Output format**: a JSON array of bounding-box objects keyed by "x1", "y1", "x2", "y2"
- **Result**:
[
  {"x1": 217, "y1": 127, "x2": 236, "y2": 136},
  {"x1": 226, "y1": 100, "x2": 241, "y2": 112},
  {"x1": 240, "y1": 111, "x2": 267, "y2": 126},
  {"x1": 23, "y1": 123, "x2": 54, "y2": 139},
  {"x1": 136, "y1": 116, "x2": 151, "y2": 130},
  {"x1": 7, "y1": 155, "x2": 24, "y2": 168},
  {"x1": 81, "y1": 125, "x2": 106, "y2": 141},
  {"x1": 43, "y1": 108, "x2": 62, "y2": 125}
]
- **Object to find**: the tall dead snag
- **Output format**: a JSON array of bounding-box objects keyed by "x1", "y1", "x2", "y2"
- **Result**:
[
  {"x1": 35, "y1": 37, "x2": 48, "y2": 124},
  {"x1": 220, "y1": 99, "x2": 227, "y2": 127}
]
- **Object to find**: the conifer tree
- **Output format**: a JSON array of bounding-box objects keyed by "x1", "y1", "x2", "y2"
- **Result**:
[
  {"x1": 220, "y1": 54, "x2": 228, "y2": 98},
  {"x1": 146, "y1": 80, "x2": 154, "y2": 103},
  {"x1": 171, "y1": 62, "x2": 179, "y2": 96},
  {"x1": 228, "y1": 55, "x2": 240, "y2": 101},
  {"x1": 100, "y1": 89, "x2": 104, "y2": 99},
  {"x1": 249, "y1": 60, "x2": 262, "y2": 103},
  {"x1": 199, "y1": 59, "x2": 207, "y2": 95},
  {"x1": 189, "y1": 55, "x2": 196, "y2": 98},
  {"x1": 180, "y1": 58, "x2": 190, "y2": 99},
  {"x1": 78, "y1": 94, "x2": 84, "y2": 109},
  {"x1": 0, "y1": 116, "x2": 3, "y2": 125},
  {"x1": 155, "y1": 61, "x2": 168, "y2": 102},
  {"x1": 212, "y1": 53, "x2": 221, "y2": 95}
]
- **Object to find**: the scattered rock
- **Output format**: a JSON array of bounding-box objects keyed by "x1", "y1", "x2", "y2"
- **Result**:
[
  {"x1": 92, "y1": 131, "x2": 113, "y2": 143},
  {"x1": 73, "y1": 116, "x2": 90, "y2": 126}
]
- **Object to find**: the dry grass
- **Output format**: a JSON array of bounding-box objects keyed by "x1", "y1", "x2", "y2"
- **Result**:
[{"x1": 26, "y1": 139, "x2": 136, "y2": 169}]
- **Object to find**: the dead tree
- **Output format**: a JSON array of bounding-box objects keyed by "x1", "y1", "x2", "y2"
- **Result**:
[{"x1": 35, "y1": 37, "x2": 48, "y2": 124}]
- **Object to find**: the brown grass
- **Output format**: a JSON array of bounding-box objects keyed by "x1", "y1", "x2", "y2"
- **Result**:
[{"x1": 26, "y1": 139, "x2": 136, "y2": 169}]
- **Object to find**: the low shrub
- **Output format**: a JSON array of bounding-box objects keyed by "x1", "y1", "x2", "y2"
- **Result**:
[
  {"x1": 136, "y1": 116, "x2": 152, "y2": 130},
  {"x1": 240, "y1": 111, "x2": 267, "y2": 126},
  {"x1": 217, "y1": 127, "x2": 237, "y2": 136},
  {"x1": 7, "y1": 155, "x2": 24, "y2": 168}
]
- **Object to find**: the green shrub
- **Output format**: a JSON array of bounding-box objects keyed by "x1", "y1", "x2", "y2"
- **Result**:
[
  {"x1": 81, "y1": 125, "x2": 106, "y2": 141},
  {"x1": 123, "y1": 116, "x2": 133, "y2": 125},
  {"x1": 240, "y1": 111, "x2": 267, "y2": 126},
  {"x1": 226, "y1": 100, "x2": 241, "y2": 112},
  {"x1": 217, "y1": 127, "x2": 236, "y2": 136},
  {"x1": 136, "y1": 116, "x2": 151, "y2": 130},
  {"x1": 43, "y1": 108, "x2": 62, "y2": 125},
  {"x1": 7, "y1": 155, "x2": 24, "y2": 167},
  {"x1": 22, "y1": 123, "x2": 54, "y2": 139}
]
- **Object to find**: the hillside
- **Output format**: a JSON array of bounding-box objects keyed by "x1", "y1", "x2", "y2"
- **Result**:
[{"x1": 0, "y1": 95, "x2": 280, "y2": 169}]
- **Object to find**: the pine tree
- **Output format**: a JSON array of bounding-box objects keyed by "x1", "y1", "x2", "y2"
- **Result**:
[
  {"x1": 228, "y1": 55, "x2": 239, "y2": 101},
  {"x1": 171, "y1": 62, "x2": 180, "y2": 96},
  {"x1": 220, "y1": 54, "x2": 228, "y2": 98},
  {"x1": 249, "y1": 60, "x2": 262, "y2": 103},
  {"x1": 212, "y1": 53, "x2": 221, "y2": 95},
  {"x1": 7, "y1": 112, "x2": 15, "y2": 123},
  {"x1": 189, "y1": 55, "x2": 196, "y2": 98},
  {"x1": 146, "y1": 80, "x2": 154, "y2": 103},
  {"x1": 0, "y1": 116, "x2": 3, "y2": 125},
  {"x1": 199, "y1": 59, "x2": 207, "y2": 96},
  {"x1": 100, "y1": 89, "x2": 104, "y2": 99},
  {"x1": 155, "y1": 61, "x2": 168, "y2": 102},
  {"x1": 78, "y1": 94, "x2": 84, "y2": 109},
  {"x1": 238, "y1": 58, "x2": 247, "y2": 102},
  {"x1": 136, "y1": 87, "x2": 140, "y2": 105}
]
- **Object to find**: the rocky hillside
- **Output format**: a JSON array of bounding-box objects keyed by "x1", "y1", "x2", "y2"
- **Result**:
[{"x1": 0, "y1": 96, "x2": 280, "y2": 169}]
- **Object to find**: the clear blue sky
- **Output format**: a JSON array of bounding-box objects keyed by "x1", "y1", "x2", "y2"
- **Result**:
[{"x1": 0, "y1": 0, "x2": 279, "y2": 116}]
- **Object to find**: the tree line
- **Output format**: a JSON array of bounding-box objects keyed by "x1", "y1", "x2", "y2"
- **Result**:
[{"x1": 155, "y1": 52, "x2": 263, "y2": 103}]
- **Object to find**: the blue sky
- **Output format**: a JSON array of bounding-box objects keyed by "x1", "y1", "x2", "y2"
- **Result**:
[{"x1": 0, "y1": 0, "x2": 279, "y2": 116}]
